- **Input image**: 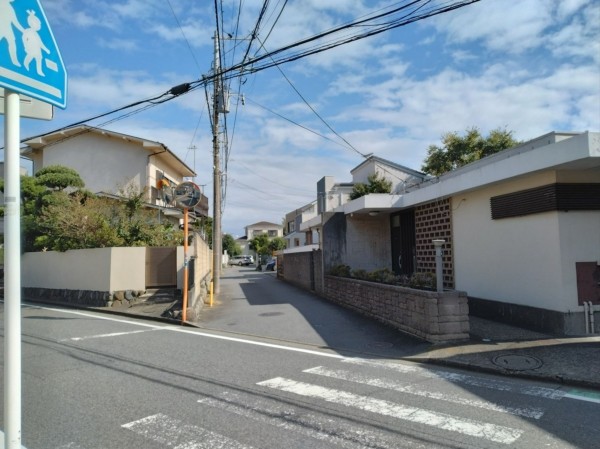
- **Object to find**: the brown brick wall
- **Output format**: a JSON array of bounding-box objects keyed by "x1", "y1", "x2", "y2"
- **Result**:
[{"x1": 415, "y1": 199, "x2": 454, "y2": 289}]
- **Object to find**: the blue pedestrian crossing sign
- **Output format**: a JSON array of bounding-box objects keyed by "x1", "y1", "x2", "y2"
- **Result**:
[{"x1": 0, "y1": 0, "x2": 67, "y2": 109}]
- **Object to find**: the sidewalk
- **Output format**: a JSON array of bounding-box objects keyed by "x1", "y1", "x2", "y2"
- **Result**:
[{"x1": 405, "y1": 316, "x2": 600, "y2": 390}]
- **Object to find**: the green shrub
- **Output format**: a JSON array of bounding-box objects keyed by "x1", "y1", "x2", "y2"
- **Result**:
[
  {"x1": 328, "y1": 265, "x2": 438, "y2": 291},
  {"x1": 367, "y1": 268, "x2": 399, "y2": 284},
  {"x1": 351, "y1": 269, "x2": 369, "y2": 280},
  {"x1": 408, "y1": 272, "x2": 436, "y2": 290},
  {"x1": 329, "y1": 264, "x2": 352, "y2": 277}
]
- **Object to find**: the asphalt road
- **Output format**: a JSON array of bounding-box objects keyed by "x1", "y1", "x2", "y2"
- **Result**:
[{"x1": 1, "y1": 297, "x2": 599, "y2": 449}]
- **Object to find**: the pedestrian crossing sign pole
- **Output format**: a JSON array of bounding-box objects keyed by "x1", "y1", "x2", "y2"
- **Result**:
[{"x1": 1, "y1": 1, "x2": 67, "y2": 448}]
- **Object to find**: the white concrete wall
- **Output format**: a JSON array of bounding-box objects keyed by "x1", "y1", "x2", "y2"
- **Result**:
[
  {"x1": 452, "y1": 170, "x2": 600, "y2": 313},
  {"x1": 344, "y1": 214, "x2": 391, "y2": 271},
  {"x1": 22, "y1": 247, "x2": 145, "y2": 292},
  {"x1": 109, "y1": 247, "x2": 146, "y2": 291}
]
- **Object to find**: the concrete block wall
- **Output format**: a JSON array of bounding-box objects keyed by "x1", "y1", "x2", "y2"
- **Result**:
[
  {"x1": 281, "y1": 251, "x2": 315, "y2": 291},
  {"x1": 324, "y1": 275, "x2": 469, "y2": 343}
]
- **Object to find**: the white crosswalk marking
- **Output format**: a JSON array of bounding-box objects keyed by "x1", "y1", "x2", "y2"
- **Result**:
[
  {"x1": 342, "y1": 358, "x2": 566, "y2": 399},
  {"x1": 257, "y1": 377, "x2": 523, "y2": 445},
  {"x1": 122, "y1": 413, "x2": 256, "y2": 449},
  {"x1": 198, "y1": 391, "x2": 423, "y2": 449},
  {"x1": 304, "y1": 365, "x2": 545, "y2": 419}
]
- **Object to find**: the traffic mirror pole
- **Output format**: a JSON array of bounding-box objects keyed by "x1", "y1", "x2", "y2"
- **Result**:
[
  {"x1": 182, "y1": 208, "x2": 189, "y2": 322},
  {"x1": 4, "y1": 90, "x2": 22, "y2": 449}
]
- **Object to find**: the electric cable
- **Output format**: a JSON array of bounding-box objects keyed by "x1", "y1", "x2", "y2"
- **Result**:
[
  {"x1": 166, "y1": 0, "x2": 202, "y2": 72},
  {"x1": 256, "y1": 36, "x2": 368, "y2": 158},
  {"x1": 14, "y1": 1, "x2": 480, "y2": 149},
  {"x1": 244, "y1": 97, "x2": 361, "y2": 152}
]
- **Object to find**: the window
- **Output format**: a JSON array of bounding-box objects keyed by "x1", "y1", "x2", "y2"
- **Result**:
[
  {"x1": 268, "y1": 230, "x2": 278, "y2": 237},
  {"x1": 288, "y1": 222, "x2": 295, "y2": 233}
]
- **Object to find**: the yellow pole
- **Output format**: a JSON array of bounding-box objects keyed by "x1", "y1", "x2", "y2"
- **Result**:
[{"x1": 182, "y1": 208, "x2": 189, "y2": 322}]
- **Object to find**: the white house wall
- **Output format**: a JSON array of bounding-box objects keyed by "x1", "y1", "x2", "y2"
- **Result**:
[
  {"x1": 452, "y1": 170, "x2": 600, "y2": 313},
  {"x1": 148, "y1": 157, "x2": 186, "y2": 190},
  {"x1": 36, "y1": 133, "x2": 147, "y2": 195},
  {"x1": 352, "y1": 160, "x2": 417, "y2": 194}
]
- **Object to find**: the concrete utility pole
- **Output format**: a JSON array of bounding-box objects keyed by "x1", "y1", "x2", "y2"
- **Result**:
[{"x1": 212, "y1": 30, "x2": 222, "y2": 294}]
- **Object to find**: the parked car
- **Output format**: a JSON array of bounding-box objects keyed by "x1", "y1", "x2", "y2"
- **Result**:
[
  {"x1": 265, "y1": 258, "x2": 276, "y2": 271},
  {"x1": 229, "y1": 255, "x2": 253, "y2": 266}
]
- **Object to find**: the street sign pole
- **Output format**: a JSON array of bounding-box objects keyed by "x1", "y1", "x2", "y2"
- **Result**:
[
  {"x1": 1, "y1": 2, "x2": 66, "y2": 446},
  {"x1": 4, "y1": 90, "x2": 22, "y2": 449}
]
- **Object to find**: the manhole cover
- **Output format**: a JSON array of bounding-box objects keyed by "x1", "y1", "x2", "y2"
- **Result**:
[
  {"x1": 492, "y1": 354, "x2": 543, "y2": 371},
  {"x1": 258, "y1": 312, "x2": 284, "y2": 317}
]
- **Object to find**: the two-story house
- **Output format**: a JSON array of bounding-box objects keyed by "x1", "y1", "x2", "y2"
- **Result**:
[{"x1": 20, "y1": 125, "x2": 209, "y2": 223}]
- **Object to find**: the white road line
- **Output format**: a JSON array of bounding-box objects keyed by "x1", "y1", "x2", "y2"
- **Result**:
[
  {"x1": 198, "y1": 391, "x2": 424, "y2": 449},
  {"x1": 21, "y1": 303, "x2": 165, "y2": 329},
  {"x1": 60, "y1": 329, "x2": 158, "y2": 342},
  {"x1": 564, "y1": 389, "x2": 600, "y2": 404},
  {"x1": 304, "y1": 366, "x2": 545, "y2": 419},
  {"x1": 23, "y1": 302, "x2": 345, "y2": 359},
  {"x1": 258, "y1": 377, "x2": 523, "y2": 445},
  {"x1": 342, "y1": 358, "x2": 566, "y2": 400},
  {"x1": 122, "y1": 413, "x2": 255, "y2": 449}
]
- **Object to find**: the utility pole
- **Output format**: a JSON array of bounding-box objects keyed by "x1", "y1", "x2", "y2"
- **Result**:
[{"x1": 212, "y1": 30, "x2": 222, "y2": 294}]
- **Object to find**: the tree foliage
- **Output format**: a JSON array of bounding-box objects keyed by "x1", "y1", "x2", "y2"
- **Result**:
[
  {"x1": 3, "y1": 165, "x2": 184, "y2": 252},
  {"x1": 249, "y1": 233, "x2": 270, "y2": 257},
  {"x1": 34, "y1": 165, "x2": 85, "y2": 190},
  {"x1": 421, "y1": 127, "x2": 519, "y2": 176},
  {"x1": 350, "y1": 172, "x2": 392, "y2": 200},
  {"x1": 249, "y1": 233, "x2": 287, "y2": 263},
  {"x1": 222, "y1": 233, "x2": 241, "y2": 256},
  {"x1": 268, "y1": 236, "x2": 286, "y2": 252}
]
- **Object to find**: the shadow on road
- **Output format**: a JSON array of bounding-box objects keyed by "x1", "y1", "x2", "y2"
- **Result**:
[{"x1": 197, "y1": 266, "x2": 430, "y2": 359}]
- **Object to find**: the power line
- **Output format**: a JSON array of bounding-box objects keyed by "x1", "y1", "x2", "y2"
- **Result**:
[
  {"x1": 15, "y1": 1, "x2": 480, "y2": 148},
  {"x1": 256, "y1": 36, "x2": 368, "y2": 159},
  {"x1": 244, "y1": 97, "x2": 361, "y2": 152},
  {"x1": 166, "y1": 0, "x2": 202, "y2": 72}
]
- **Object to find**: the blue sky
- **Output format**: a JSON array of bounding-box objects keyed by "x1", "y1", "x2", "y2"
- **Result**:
[{"x1": 2, "y1": 0, "x2": 599, "y2": 237}]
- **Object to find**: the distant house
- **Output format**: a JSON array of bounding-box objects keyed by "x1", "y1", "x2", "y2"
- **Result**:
[
  {"x1": 245, "y1": 221, "x2": 284, "y2": 239},
  {"x1": 20, "y1": 125, "x2": 209, "y2": 223},
  {"x1": 296, "y1": 131, "x2": 600, "y2": 335},
  {"x1": 284, "y1": 201, "x2": 318, "y2": 248},
  {"x1": 300, "y1": 155, "x2": 429, "y2": 271}
]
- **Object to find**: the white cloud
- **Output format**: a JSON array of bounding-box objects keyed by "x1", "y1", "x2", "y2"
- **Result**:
[{"x1": 430, "y1": 0, "x2": 554, "y2": 54}]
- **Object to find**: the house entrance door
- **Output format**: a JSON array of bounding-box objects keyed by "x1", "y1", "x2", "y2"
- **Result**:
[{"x1": 391, "y1": 209, "x2": 416, "y2": 276}]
